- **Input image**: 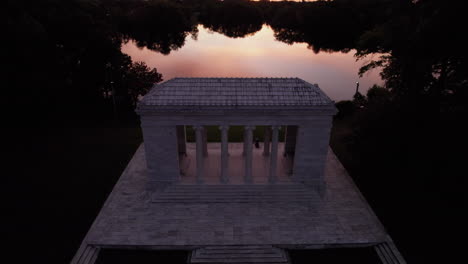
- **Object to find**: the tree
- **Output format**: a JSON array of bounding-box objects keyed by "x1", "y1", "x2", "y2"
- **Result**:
[
  {"x1": 335, "y1": 100, "x2": 355, "y2": 119},
  {"x1": 356, "y1": 0, "x2": 468, "y2": 106},
  {"x1": 366, "y1": 84, "x2": 391, "y2": 106},
  {"x1": 124, "y1": 61, "x2": 162, "y2": 107}
]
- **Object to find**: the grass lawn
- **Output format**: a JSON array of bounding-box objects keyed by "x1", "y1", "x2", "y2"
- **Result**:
[{"x1": 185, "y1": 125, "x2": 286, "y2": 142}]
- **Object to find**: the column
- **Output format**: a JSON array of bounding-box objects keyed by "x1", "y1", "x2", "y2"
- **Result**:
[
  {"x1": 219, "y1": 125, "x2": 229, "y2": 183},
  {"x1": 194, "y1": 125, "x2": 204, "y2": 184},
  {"x1": 244, "y1": 125, "x2": 255, "y2": 183},
  {"x1": 269, "y1": 125, "x2": 280, "y2": 183},
  {"x1": 202, "y1": 127, "x2": 208, "y2": 157},
  {"x1": 263, "y1": 126, "x2": 271, "y2": 156}
]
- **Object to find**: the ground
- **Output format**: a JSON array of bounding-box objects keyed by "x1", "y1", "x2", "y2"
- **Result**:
[{"x1": 72, "y1": 143, "x2": 396, "y2": 264}]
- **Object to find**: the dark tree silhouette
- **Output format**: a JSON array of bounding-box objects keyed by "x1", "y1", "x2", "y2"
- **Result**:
[
  {"x1": 125, "y1": 61, "x2": 163, "y2": 107},
  {"x1": 199, "y1": 0, "x2": 263, "y2": 38},
  {"x1": 120, "y1": 0, "x2": 198, "y2": 55},
  {"x1": 6, "y1": 1, "x2": 467, "y2": 264}
]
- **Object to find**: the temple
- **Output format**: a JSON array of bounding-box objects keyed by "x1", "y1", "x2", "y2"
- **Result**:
[
  {"x1": 71, "y1": 78, "x2": 406, "y2": 264},
  {"x1": 138, "y1": 78, "x2": 335, "y2": 190}
]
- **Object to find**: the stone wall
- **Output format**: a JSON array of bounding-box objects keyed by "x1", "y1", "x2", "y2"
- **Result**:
[
  {"x1": 293, "y1": 117, "x2": 333, "y2": 192},
  {"x1": 139, "y1": 112, "x2": 334, "y2": 189},
  {"x1": 141, "y1": 121, "x2": 180, "y2": 183}
]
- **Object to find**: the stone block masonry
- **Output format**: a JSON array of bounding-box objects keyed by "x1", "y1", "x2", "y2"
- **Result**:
[{"x1": 141, "y1": 122, "x2": 180, "y2": 183}]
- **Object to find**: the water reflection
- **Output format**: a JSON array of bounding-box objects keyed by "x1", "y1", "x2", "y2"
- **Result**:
[
  {"x1": 120, "y1": 3, "x2": 198, "y2": 55},
  {"x1": 122, "y1": 25, "x2": 381, "y2": 101},
  {"x1": 200, "y1": 0, "x2": 263, "y2": 38}
]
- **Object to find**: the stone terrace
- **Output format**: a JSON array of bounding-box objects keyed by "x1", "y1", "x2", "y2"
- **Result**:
[
  {"x1": 83, "y1": 145, "x2": 387, "y2": 248},
  {"x1": 71, "y1": 77, "x2": 407, "y2": 264}
]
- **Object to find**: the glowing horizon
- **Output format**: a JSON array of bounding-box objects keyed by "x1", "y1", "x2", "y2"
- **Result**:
[{"x1": 122, "y1": 25, "x2": 382, "y2": 101}]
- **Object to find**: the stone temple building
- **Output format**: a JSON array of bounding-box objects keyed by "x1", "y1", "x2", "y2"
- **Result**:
[{"x1": 71, "y1": 78, "x2": 406, "y2": 264}]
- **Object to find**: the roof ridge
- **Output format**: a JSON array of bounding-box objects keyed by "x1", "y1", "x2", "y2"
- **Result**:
[{"x1": 138, "y1": 77, "x2": 336, "y2": 110}]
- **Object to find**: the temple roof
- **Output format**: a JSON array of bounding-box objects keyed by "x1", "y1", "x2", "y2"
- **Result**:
[{"x1": 137, "y1": 77, "x2": 336, "y2": 112}]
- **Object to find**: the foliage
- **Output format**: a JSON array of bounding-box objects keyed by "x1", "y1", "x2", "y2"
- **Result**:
[
  {"x1": 6, "y1": 0, "x2": 404, "y2": 122},
  {"x1": 357, "y1": 0, "x2": 468, "y2": 105},
  {"x1": 120, "y1": 0, "x2": 198, "y2": 54},
  {"x1": 352, "y1": 0, "x2": 468, "y2": 212},
  {"x1": 125, "y1": 61, "x2": 163, "y2": 107},
  {"x1": 335, "y1": 100, "x2": 355, "y2": 119},
  {"x1": 6, "y1": 0, "x2": 163, "y2": 122},
  {"x1": 6, "y1": 1, "x2": 468, "y2": 262},
  {"x1": 366, "y1": 84, "x2": 391, "y2": 106}
]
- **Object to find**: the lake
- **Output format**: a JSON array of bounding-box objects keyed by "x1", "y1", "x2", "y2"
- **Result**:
[{"x1": 122, "y1": 24, "x2": 382, "y2": 102}]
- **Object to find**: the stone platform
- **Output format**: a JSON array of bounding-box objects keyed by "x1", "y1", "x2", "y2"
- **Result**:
[{"x1": 71, "y1": 144, "x2": 405, "y2": 264}]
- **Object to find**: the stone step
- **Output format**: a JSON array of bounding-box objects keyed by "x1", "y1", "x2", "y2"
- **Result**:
[
  {"x1": 70, "y1": 245, "x2": 100, "y2": 264},
  {"x1": 161, "y1": 189, "x2": 313, "y2": 193},
  {"x1": 153, "y1": 198, "x2": 316, "y2": 203},
  {"x1": 152, "y1": 184, "x2": 318, "y2": 203},
  {"x1": 203, "y1": 245, "x2": 278, "y2": 249},
  {"x1": 154, "y1": 195, "x2": 316, "y2": 199},
  {"x1": 375, "y1": 242, "x2": 406, "y2": 264},
  {"x1": 166, "y1": 184, "x2": 304, "y2": 189},
  {"x1": 159, "y1": 192, "x2": 314, "y2": 196},
  {"x1": 161, "y1": 187, "x2": 309, "y2": 191},
  {"x1": 157, "y1": 192, "x2": 316, "y2": 197},
  {"x1": 159, "y1": 185, "x2": 313, "y2": 192},
  {"x1": 190, "y1": 245, "x2": 290, "y2": 264}
]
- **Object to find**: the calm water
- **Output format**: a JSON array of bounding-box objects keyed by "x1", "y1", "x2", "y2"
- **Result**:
[{"x1": 122, "y1": 25, "x2": 382, "y2": 101}]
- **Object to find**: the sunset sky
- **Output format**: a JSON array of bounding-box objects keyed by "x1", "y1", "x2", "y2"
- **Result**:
[{"x1": 122, "y1": 25, "x2": 382, "y2": 101}]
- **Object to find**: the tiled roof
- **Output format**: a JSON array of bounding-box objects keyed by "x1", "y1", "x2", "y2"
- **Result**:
[{"x1": 139, "y1": 77, "x2": 334, "y2": 108}]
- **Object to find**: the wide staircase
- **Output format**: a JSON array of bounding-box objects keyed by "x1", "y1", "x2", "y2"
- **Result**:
[
  {"x1": 374, "y1": 241, "x2": 407, "y2": 264},
  {"x1": 70, "y1": 245, "x2": 100, "y2": 264},
  {"x1": 152, "y1": 184, "x2": 318, "y2": 203},
  {"x1": 190, "y1": 245, "x2": 290, "y2": 264}
]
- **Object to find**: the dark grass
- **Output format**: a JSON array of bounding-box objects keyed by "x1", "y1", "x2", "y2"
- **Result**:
[
  {"x1": 185, "y1": 125, "x2": 286, "y2": 142},
  {"x1": 5, "y1": 120, "x2": 143, "y2": 264},
  {"x1": 330, "y1": 115, "x2": 466, "y2": 263}
]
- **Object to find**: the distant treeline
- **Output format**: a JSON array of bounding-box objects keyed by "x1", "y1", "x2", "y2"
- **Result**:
[
  {"x1": 6, "y1": 0, "x2": 468, "y2": 121},
  {"x1": 6, "y1": 0, "x2": 398, "y2": 122},
  {"x1": 331, "y1": 1, "x2": 468, "y2": 263},
  {"x1": 118, "y1": 0, "x2": 393, "y2": 53},
  {"x1": 6, "y1": 2, "x2": 467, "y2": 262}
]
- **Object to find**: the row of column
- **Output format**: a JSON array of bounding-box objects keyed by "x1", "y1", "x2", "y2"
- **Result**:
[{"x1": 193, "y1": 125, "x2": 281, "y2": 184}]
